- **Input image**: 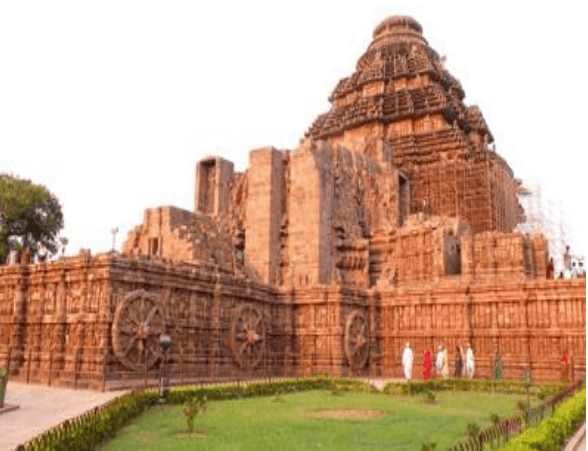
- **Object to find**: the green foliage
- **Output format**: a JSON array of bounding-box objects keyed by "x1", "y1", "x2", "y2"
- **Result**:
[
  {"x1": 0, "y1": 173, "x2": 64, "y2": 262},
  {"x1": 423, "y1": 389, "x2": 436, "y2": 404},
  {"x1": 183, "y1": 395, "x2": 207, "y2": 432},
  {"x1": 502, "y1": 388, "x2": 586, "y2": 450},
  {"x1": 493, "y1": 357, "x2": 503, "y2": 380},
  {"x1": 421, "y1": 440, "x2": 437, "y2": 451},
  {"x1": 381, "y1": 378, "x2": 568, "y2": 399},
  {"x1": 490, "y1": 413, "x2": 500, "y2": 425},
  {"x1": 466, "y1": 421, "x2": 481, "y2": 439},
  {"x1": 272, "y1": 388, "x2": 285, "y2": 402},
  {"x1": 24, "y1": 389, "x2": 160, "y2": 450},
  {"x1": 0, "y1": 366, "x2": 7, "y2": 407}
]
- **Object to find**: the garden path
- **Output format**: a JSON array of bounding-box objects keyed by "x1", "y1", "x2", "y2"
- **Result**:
[{"x1": 0, "y1": 381, "x2": 128, "y2": 451}]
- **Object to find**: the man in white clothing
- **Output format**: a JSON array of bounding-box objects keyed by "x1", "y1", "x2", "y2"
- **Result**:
[
  {"x1": 402, "y1": 342, "x2": 413, "y2": 380},
  {"x1": 435, "y1": 345, "x2": 444, "y2": 378},
  {"x1": 465, "y1": 343, "x2": 475, "y2": 379}
]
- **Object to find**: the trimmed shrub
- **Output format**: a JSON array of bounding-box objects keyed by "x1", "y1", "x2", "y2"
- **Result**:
[
  {"x1": 502, "y1": 388, "x2": 586, "y2": 450},
  {"x1": 466, "y1": 421, "x2": 481, "y2": 439},
  {"x1": 0, "y1": 367, "x2": 7, "y2": 408},
  {"x1": 25, "y1": 389, "x2": 160, "y2": 451}
]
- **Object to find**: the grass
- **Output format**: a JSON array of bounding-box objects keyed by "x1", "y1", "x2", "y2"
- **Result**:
[{"x1": 99, "y1": 389, "x2": 541, "y2": 450}]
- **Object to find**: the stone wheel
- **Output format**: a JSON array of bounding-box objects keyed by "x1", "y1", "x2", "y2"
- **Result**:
[
  {"x1": 344, "y1": 311, "x2": 369, "y2": 369},
  {"x1": 112, "y1": 290, "x2": 166, "y2": 371},
  {"x1": 230, "y1": 304, "x2": 265, "y2": 370}
]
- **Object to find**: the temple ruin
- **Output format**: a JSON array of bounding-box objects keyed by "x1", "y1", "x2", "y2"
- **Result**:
[{"x1": 0, "y1": 16, "x2": 585, "y2": 390}]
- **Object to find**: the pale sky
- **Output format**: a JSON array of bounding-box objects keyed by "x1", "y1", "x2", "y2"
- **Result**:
[{"x1": 1, "y1": 1, "x2": 585, "y2": 268}]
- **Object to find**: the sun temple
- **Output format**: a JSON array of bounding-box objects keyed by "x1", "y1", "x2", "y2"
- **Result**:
[{"x1": 0, "y1": 16, "x2": 585, "y2": 390}]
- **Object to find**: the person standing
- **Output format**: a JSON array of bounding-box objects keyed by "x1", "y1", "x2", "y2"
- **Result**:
[
  {"x1": 435, "y1": 346, "x2": 444, "y2": 379},
  {"x1": 561, "y1": 353, "x2": 568, "y2": 383},
  {"x1": 465, "y1": 343, "x2": 475, "y2": 379},
  {"x1": 441, "y1": 347, "x2": 450, "y2": 379},
  {"x1": 423, "y1": 349, "x2": 432, "y2": 380},
  {"x1": 402, "y1": 342, "x2": 414, "y2": 380},
  {"x1": 455, "y1": 346, "x2": 464, "y2": 378}
]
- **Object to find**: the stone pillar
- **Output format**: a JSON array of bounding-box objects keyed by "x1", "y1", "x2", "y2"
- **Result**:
[
  {"x1": 245, "y1": 147, "x2": 284, "y2": 285},
  {"x1": 288, "y1": 141, "x2": 333, "y2": 286},
  {"x1": 208, "y1": 277, "x2": 221, "y2": 381},
  {"x1": 195, "y1": 157, "x2": 234, "y2": 217},
  {"x1": 11, "y1": 269, "x2": 28, "y2": 377}
]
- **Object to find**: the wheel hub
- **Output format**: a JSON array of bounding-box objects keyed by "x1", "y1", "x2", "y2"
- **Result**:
[
  {"x1": 137, "y1": 322, "x2": 149, "y2": 340},
  {"x1": 246, "y1": 329, "x2": 259, "y2": 344}
]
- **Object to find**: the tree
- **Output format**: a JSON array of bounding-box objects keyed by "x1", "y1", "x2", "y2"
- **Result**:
[{"x1": 0, "y1": 173, "x2": 64, "y2": 263}]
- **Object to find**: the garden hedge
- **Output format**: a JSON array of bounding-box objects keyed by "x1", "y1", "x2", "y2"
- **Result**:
[
  {"x1": 501, "y1": 387, "x2": 586, "y2": 450},
  {"x1": 0, "y1": 366, "x2": 7, "y2": 407},
  {"x1": 22, "y1": 389, "x2": 160, "y2": 451},
  {"x1": 382, "y1": 378, "x2": 569, "y2": 398}
]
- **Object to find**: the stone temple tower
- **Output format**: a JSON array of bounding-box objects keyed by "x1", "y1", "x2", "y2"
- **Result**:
[
  {"x1": 125, "y1": 15, "x2": 530, "y2": 289},
  {"x1": 306, "y1": 15, "x2": 523, "y2": 234}
]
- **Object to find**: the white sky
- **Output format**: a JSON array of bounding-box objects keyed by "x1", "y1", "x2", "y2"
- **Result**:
[{"x1": 1, "y1": 1, "x2": 586, "y2": 265}]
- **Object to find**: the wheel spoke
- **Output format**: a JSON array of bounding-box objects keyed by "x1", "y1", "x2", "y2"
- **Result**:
[
  {"x1": 238, "y1": 341, "x2": 248, "y2": 357},
  {"x1": 145, "y1": 306, "x2": 157, "y2": 325},
  {"x1": 119, "y1": 324, "x2": 133, "y2": 335},
  {"x1": 141, "y1": 296, "x2": 146, "y2": 321},
  {"x1": 359, "y1": 321, "x2": 366, "y2": 334},
  {"x1": 126, "y1": 316, "x2": 139, "y2": 327},
  {"x1": 147, "y1": 345, "x2": 158, "y2": 358},
  {"x1": 253, "y1": 315, "x2": 262, "y2": 330},
  {"x1": 123, "y1": 335, "x2": 137, "y2": 356}
]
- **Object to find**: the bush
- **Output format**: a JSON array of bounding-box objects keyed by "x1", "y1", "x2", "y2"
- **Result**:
[
  {"x1": 423, "y1": 390, "x2": 436, "y2": 404},
  {"x1": 421, "y1": 440, "x2": 437, "y2": 450},
  {"x1": 0, "y1": 366, "x2": 7, "y2": 407},
  {"x1": 490, "y1": 413, "x2": 500, "y2": 425},
  {"x1": 502, "y1": 388, "x2": 586, "y2": 450},
  {"x1": 183, "y1": 395, "x2": 207, "y2": 432},
  {"x1": 466, "y1": 422, "x2": 481, "y2": 439},
  {"x1": 26, "y1": 389, "x2": 160, "y2": 450}
]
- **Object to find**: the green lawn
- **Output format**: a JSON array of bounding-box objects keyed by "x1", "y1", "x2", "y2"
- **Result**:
[{"x1": 99, "y1": 389, "x2": 541, "y2": 450}]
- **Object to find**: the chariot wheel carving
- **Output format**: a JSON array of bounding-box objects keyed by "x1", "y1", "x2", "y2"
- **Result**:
[
  {"x1": 230, "y1": 304, "x2": 266, "y2": 370},
  {"x1": 344, "y1": 311, "x2": 369, "y2": 369},
  {"x1": 112, "y1": 290, "x2": 166, "y2": 371}
]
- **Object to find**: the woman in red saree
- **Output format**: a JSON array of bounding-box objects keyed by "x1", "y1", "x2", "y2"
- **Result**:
[{"x1": 423, "y1": 349, "x2": 432, "y2": 380}]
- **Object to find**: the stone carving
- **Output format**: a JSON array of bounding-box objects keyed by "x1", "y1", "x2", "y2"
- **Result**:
[
  {"x1": 344, "y1": 311, "x2": 369, "y2": 369},
  {"x1": 0, "y1": 14, "x2": 585, "y2": 390},
  {"x1": 112, "y1": 290, "x2": 166, "y2": 371},
  {"x1": 229, "y1": 303, "x2": 265, "y2": 370}
]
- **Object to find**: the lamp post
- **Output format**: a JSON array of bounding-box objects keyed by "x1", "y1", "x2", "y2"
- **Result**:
[
  {"x1": 159, "y1": 334, "x2": 172, "y2": 400},
  {"x1": 110, "y1": 227, "x2": 119, "y2": 252}
]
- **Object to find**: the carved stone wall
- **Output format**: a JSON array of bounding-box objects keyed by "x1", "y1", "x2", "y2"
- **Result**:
[
  {"x1": 378, "y1": 278, "x2": 586, "y2": 382},
  {"x1": 0, "y1": 254, "x2": 584, "y2": 390}
]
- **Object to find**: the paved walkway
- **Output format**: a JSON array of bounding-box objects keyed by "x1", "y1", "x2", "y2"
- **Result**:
[
  {"x1": 564, "y1": 422, "x2": 586, "y2": 451},
  {"x1": 0, "y1": 381, "x2": 128, "y2": 451}
]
